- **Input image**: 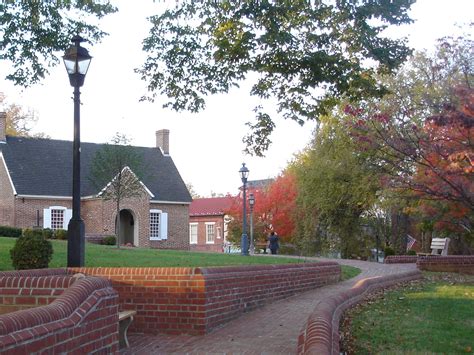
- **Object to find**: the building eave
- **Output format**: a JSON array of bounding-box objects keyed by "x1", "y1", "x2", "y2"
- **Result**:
[
  {"x1": 150, "y1": 200, "x2": 191, "y2": 205},
  {"x1": 16, "y1": 194, "x2": 72, "y2": 200},
  {"x1": 97, "y1": 166, "x2": 155, "y2": 199}
]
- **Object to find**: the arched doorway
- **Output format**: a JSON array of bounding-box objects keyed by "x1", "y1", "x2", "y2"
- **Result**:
[{"x1": 116, "y1": 209, "x2": 137, "y2": 246}]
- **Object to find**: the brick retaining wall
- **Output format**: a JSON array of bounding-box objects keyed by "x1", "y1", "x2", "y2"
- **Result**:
[
  {"x1": 417, "y1": 255, "x2": 474, "y2": 274},
  {"x1": 202, "y1": 263, "x2": 340, "y2": 331},
  {"x1": 70, "y1": 262, "x2": 341, "y2": 335},
  {"x1": 297, "y1": 270, "x2": 422, "y2": 355},
  {"x1": 0, "y1": 269, "x2": 119, "y2": 354},
  {"x1": 384, "y1": 255, "x2": 418, "y2": 264}
]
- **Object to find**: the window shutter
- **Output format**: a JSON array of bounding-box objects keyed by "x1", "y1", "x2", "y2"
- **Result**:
[
  {"x1": 64, "y1": 209, "x2": 73, "y2": 229},
  {"x1": 43, "y1": 209, "x2": 51, "y2": 228},
  {"x1": 160, "y1": 212, "x2": 168, "y2": 240}
]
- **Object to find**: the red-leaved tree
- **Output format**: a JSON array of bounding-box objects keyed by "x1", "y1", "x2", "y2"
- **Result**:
[
  {"x1": 348, "y1": 86, "x2": 473, "y2": 237},
  {"x1": 225, "y1": 171, "x2": 298, "y2": 244}
]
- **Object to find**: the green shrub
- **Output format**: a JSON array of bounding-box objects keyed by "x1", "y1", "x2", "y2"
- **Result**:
[
  {"x1": 54, "y1": 229, "x2": 68, "y2": 240},
  {"x1": 10, "y1": 231, "x2": 53, "y2": 270},
  {"x1": 0, "y1": 225, "x2": 22, "y2": 238},
  {"x1": 407, "y1": 250, "x2": 417, "y2": 255},
  {"x1": 102, "y1": 235, "x2": 117, "y2": 245},
  {"x1": 384, "y1": 246, "x2": 395, "y2": 257},
  {"x1": 42, "y1": 228, "x2": 54, "y2": 239},
  {"x1": 23, "y1": 228, "x2": 44, "y2": 238}
]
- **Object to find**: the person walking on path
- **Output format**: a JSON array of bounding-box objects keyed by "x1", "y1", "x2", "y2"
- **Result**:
[{"x1": 268, "y1": 231, "x2": 279, "y2": 255}]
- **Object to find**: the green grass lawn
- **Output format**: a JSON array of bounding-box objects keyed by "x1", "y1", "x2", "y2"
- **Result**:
[
  {"x1": 342, "y1": 272, "x2": 474, "y2": 354},
  {"x1": 0, "y1": 237, "x2": 360, "y2": 280}
]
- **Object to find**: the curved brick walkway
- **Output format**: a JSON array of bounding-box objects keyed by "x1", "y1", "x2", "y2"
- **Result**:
[{"x1": 121, "y1": 257, "x2": 417, "y2": 355}]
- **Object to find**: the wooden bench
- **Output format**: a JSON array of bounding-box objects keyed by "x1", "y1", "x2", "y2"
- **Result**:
[
  {"x1": 255, "y1": 243, "x2": 268, "y2": 254},
  {"x1": 119, "y1": 310, "x2": 136, "y2": 349},
  {"x1": 418, "y1": 237, "x2": 450, "y2": 256}
]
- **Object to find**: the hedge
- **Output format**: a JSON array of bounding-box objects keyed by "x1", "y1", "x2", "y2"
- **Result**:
[{"x1": 0, "y1": 225, "x2": 22, "y2": 238}]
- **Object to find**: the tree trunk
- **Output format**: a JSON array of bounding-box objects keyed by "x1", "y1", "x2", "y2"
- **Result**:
[{"x1": 116, "y1": 199, "x2": 120, "y2": 249}]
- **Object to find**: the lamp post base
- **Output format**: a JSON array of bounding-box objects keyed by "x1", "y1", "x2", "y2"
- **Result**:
[
  {"x1": 67, "y1": 218, "x2": 85, "y2": 267},
  {"x1": 241, "y1": 233, "x2": 249, "y2": 256}
]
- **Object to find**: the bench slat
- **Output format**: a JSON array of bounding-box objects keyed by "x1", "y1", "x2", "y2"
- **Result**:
[{"x1": 119, "y1": 310, "x2": 136, "y2": 321}]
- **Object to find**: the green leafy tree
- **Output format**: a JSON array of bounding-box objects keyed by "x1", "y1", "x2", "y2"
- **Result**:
[
  {"x1": 292, "y1": 112, "x2": 381, "y2": 257},
  {"x1": 369, "y1": 32, "x2": 473, "y2": 122},
  {"x1": 137, "y1": 0, "x2": 415, "y2": 156},
  {"x1": 89, "y1": 133, "x2": 145, "y2": 248},
  {"x1": 346, "y1": 33, "x2": 474, "y2": 253},
  {"x1": 0, "y1": 1, "x2": 116, "y2": 86}
]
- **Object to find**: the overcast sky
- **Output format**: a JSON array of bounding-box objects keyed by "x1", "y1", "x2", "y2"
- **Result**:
[{"x1": 0, "y1": 0, "x2": 472, "y2": 196}]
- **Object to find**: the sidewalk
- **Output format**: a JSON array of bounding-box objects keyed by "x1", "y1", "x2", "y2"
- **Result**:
[{"x1": 121, "y1": 257, "x2": 417, "y2": 354}]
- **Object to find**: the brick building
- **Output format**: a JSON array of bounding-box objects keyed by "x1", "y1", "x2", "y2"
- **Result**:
[
  {"x1": 189, "y1": 196, "x2": 234, "y2": 252},
  {"x1": 0, "y1": 112, "x2": 192, "y2": 249}
]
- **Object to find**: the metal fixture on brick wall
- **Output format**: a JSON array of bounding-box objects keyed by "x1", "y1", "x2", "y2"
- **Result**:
[
  {"x1": 239, "y1": 163, "x2": 249, "y2": 256},
  {"x1": 63, "y1": 35, "x2": 92, "y2": 267},
  {"x1": 249, "y1": 192, "x2": 255, "y2": 255}
]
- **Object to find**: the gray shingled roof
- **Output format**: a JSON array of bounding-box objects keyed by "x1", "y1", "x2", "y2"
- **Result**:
[{"x1": 0, "y1": 136, "x2": 192, "y2": 203}]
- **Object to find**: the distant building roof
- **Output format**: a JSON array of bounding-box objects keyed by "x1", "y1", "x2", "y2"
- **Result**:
[
  {"x1": 0, "y1": 136, "x2": 192, "y2": 203},
  {"x1": 245, "y1": 178, "x2": 274, "y2": 191},
  {"x1": 190, "y1": 196, "x2": 234, "y2": 216}
]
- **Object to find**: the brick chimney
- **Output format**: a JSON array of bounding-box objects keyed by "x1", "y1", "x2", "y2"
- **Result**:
[
  {"x1": 156, "y1": 129, "x2": 170, "y2": 155},
  {"x1": 0, "y1": 112, "x2": 6, "y2": 143}
]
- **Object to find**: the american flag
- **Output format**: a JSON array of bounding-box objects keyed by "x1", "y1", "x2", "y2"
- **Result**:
[{"x1": 406, "y1": 234, "x2": 417, "y2": 251}]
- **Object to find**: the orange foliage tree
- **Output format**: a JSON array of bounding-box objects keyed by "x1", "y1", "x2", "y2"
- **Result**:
[
  {"x1": 412, "y1": 87, "x2": 473, "y2": 233},
  {"x1": 225, "y1": 171, "x2": 298, "y2": 244},
  {"x1": 349, "y1": 86, "x2": 473, "y2": 236}
]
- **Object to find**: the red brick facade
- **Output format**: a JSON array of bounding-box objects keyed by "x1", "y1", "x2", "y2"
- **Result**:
[
  {"x1": 150, "y1": 202, "x2": 190, "y2": 250},
  {"x1": 189, "y1": 197, "x2": 234, "y2": 253},
  {"x1": 0, "y1": 269, "x2": 119, "y2": 354},
  {"x1": 189, "y1": 215, "x2": 226, "y2": 252},
  {"x1": 0, "y1": 155, "x2": 190, "y2": 249}
]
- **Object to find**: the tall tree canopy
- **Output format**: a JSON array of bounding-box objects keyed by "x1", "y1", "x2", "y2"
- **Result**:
[
  {"x1": 292, "y1": 111, "x2": 381, "y2": 257},
  {"x1": 138, "y1": 0, "x2": 415, "y2": 155},
  {"x1": 0, "y1": 93, "x2": 47, "y2": 137},
  {"x1": 0, "y1": 1, "x2": 116, "y2": 86},
  {"x1": 347, "y1": 35, "x2": 474, "y2": 230}
]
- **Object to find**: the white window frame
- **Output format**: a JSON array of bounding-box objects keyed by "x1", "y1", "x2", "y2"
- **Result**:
[
  {"x1": 149, "y1": 209, "x2": 168, "y2": 241},
  {"x1": 205, "y1": 222, "x2": 215, "y2": 244},
  {"x1": 43, "y1": 206, "x2": 72, "y2": 230},
  {"x1": 189, "y1": 223, "x2": 198, "y2": 244}
]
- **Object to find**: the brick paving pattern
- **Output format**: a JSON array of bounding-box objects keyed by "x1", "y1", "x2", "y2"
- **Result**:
[{"x1": 121, "y1": 257, "x2": 417, "y2": 354}]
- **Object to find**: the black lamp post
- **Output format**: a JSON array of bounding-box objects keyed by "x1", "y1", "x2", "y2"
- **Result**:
[
  {"x1": 239, "y1": 163, "x2": 249, "y2": 256},
  {"x1": 63, "y1": 35, "x2": 92, "y2": 267},
  {"x1": 249, "y1": 192, "x2": 255, "y2": 255}
]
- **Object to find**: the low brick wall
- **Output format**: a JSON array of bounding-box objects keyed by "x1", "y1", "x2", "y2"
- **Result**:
[
  {"x1": 70, "y1": 262, "x2": 341, "y2": 335},
  {"x1": 0, "y1": 269, "x2": 119, "y2": 354},
  {"x1": 384, "y1": 255, "x2": 418, "y2": 264},
  {"x1": 202, "y1": 263, "x2": 340, "y2": 331},
  {"x1": 297, "y1": 270, "x2": 422, "y2": 355},
  {"x1": 0, "y1": 274, "x2": 76, "y2": 315},
  {"x1": 417, "y1": 255, "x2": 474, "y2": 274}
]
